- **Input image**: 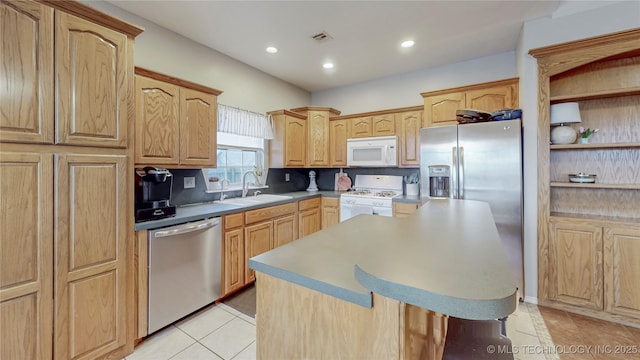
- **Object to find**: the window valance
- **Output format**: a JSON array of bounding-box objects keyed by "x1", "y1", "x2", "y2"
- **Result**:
[{"x1": 217, "y1": 104, "x2": 274, "y2": 139}]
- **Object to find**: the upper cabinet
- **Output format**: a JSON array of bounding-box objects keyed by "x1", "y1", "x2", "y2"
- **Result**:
[
  {"x1": 1, "y1": 1, "x2": 140, "y2": 148},
  {"x1": 329, "y1": 119, "x2": 349, "y2": 167},
  {"x1": 531, "y1": 28, "x2": 640, "y2": 326},
  {"x1": 372, "y1": 114, "x2": 395, "y2": 136},
  {"x1": 0, "y1": 1, "x2": 54, "y2": 144},
  {"x1": 135, "y1": 68, "x2": 222, "y2": 168},
  {"x1": 291, "y1": 107, "x2": 341, "y2": 168},
  {"x1": 396, "y1": 110, "x2": 422, "y2": 167},
  {"x1": 350, "y1": 116, "x2": 373, "y2": 138},
  {"x1": 268, "y1": 110, "x2": 307, "y2": 168},
  {"x1": 421, "y1": 78, "x2": 519, "y2": 127}
]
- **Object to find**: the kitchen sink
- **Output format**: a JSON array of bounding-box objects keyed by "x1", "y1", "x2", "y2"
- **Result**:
[{"x1": 217, "y1": 194, "x2": 293, "y2": 206}]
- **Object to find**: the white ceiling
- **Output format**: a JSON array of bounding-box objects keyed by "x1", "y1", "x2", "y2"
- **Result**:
[{"x1": 105, "y1": 1, "x2": 612, "y2": 92}]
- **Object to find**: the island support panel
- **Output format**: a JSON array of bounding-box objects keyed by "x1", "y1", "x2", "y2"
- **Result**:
[{"x1": 255, "y1": 272, "x2": 447, "y2": 359}]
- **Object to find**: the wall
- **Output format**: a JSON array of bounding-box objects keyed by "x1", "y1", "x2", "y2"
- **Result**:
[
  {"x1": 312, "y1": 52, "x2": 517, "y2": 115},
  {"x1": 84, "y1": 1, "x2": 310, "y2": 114}
]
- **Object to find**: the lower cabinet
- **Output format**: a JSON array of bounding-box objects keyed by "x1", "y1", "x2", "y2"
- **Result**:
[
  {"x1": 549, "y1": 217, "x2": 640, "y2": 322},
  {"x1": 393, "y1": 202, "x2": 419, "y2": 218},
  {"x1": 222, "y1": 213, "x2": 245, "y2": 296},
  {"x1": 245, "y1": 221, "x2": 274, "y2": 283},
  {"x1": 299, "y1": 197, "x2": 321, "y2": 237},
  {"x1": 274, "y1": 214, "x2": 297, "y2": 247},
  {"x1": 321, "y1": 197, "x2": 340, "y2": 229}
]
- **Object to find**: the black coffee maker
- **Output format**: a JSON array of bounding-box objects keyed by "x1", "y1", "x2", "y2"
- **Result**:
[{"x1": 135, "y1": 167, "x2": 176, "y2": 222}]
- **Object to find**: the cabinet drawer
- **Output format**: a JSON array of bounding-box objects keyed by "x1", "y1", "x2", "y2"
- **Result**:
[
  {"x1": 321, "y1": 197, "x2": 339, "y2": 208},
  {"x1": 299, "y1": 197, "x2": 321, "y2": 211},
  {"x1": 224, "y1": 213, "x2": 244, "y2": 230},
  {"x1": 245, "y1": 202, "x2": 297, "y2": 225}
]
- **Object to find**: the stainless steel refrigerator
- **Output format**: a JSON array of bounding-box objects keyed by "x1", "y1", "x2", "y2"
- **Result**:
[{"x1": 419, "y1": 119, "x2": 523, "y2": 297}]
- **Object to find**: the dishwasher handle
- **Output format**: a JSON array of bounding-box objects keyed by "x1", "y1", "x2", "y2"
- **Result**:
[{"x1": 153, "y1": 218, "x2": 220, "y2": 238}]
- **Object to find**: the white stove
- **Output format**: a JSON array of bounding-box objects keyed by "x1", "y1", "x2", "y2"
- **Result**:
[{"x1": 339, "y1": 175, "x2": 403, "y2": 221}]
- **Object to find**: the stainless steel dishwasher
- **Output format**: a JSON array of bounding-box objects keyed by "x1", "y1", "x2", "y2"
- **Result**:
[{"x1": 148, "y1": 217, "x2": 221, "y2": 334}]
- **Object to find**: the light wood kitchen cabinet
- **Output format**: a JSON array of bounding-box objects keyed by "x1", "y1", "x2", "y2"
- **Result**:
[
  {"x1": 421, "y1": 78, "x2": 518, "y2": 128},
  {"x1": 393, "y1": 202, "x2": 419, "y2": 218},
  {"x1": 243, "y1": 202, "x2": 298, "y2": 283},
  {"x1": 245, "y1": 221, "x2": 274, "y2": 283},
  {"x1": 321, "y1": 197, "x2": 340, "y2": 229},
  {"x1": 372, "y1": 114, "x2": 395, "y2": 136},
  {"x1": 329, "y1": 119, "x2": 349, "y2": 167},
  {"x1": 1, "y1": 1, "x2": 142, "y2": 359},
  {"x1": 54, "y1": 154, "x2": 129, "y2": 360},
  {"x1": 0, "y1": 1, "x2": 54, "y2": 145},
  {"x1": 532, "y1": 28, "x2": 640, "y2": 327},
  {"x1": 396, "y1": 110, "x2": 422, "y2": 167},
  {"x1": 222, "y1": 213, "x2": 245, "y2": 296},
  {"x1": 350, "y1": 116, "x2": 373, "y2": 138},
  {"x1": 135, "y1": 68, "x2": 222, "y2": 167},
  {"x1": 299, "y1": 197, "x2": 322, "y2": 238},
  {"x1": 0, "y1": 152, "x2": 53, "y2": 360},
  {"x1": 604, "y1": 226, "x2": 640, "y2": 320},
  {"x1": 274, "y1": 214, "x2": 298, "y2": 247},
  {"x1": 291, "y1": 107, "x2": 341, "y2": 168},
  {"x1": 268, "y1": 110, "x2": 307, "y2": 168},
  {"x1": 548, "y1": 219, "x2": 603, "y2": 310}
]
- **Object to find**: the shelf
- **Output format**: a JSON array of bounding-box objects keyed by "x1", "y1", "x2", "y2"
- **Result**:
[
  {"x1": 550, "y1": 182, "x2": 640, "y2": 190},
  {"x1": 550, "y1": 142, "x2": 640, "y2": 150},
  {"x1": 550, "y1": 87, "x2": 640, "y2": 103},
  {"x1": 550, "y1": 212, "x2": 640, "y2": 225}
]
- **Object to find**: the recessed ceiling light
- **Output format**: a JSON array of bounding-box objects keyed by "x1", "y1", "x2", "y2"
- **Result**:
[
  {"x1": 323, "y1": 62, "x2": 334, "y2": 69},
  {"x1": 266, "y1": 46, "x2": 278, "y2": 54},
  {"x1": 401, "y1": 40, "x2": 415, "y2": 48}
]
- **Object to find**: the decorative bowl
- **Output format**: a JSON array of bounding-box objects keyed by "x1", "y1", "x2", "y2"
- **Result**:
[{"x1": 568, "y1": 173, "x2": 596, "y2": 183}]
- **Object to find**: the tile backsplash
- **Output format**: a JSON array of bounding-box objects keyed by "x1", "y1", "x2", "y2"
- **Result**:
[{"x1": 161, "y1": 167, "x2": 420, "y2": 206}]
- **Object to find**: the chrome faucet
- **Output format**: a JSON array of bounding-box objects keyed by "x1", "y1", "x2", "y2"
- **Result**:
[
  {"x1": 219, "y1": 179, "x2": 229, "y2": 201},
  {"x1": 242, "y1": 171, "x2": 256, "y2": 198},
  {"x1": 254, "y1": 190, "x2": 261, "y2": 197}
]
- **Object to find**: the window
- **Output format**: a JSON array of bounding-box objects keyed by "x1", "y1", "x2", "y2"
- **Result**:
[{"x1": 204, "y1": 133, "x2": 265, "y2": 191}]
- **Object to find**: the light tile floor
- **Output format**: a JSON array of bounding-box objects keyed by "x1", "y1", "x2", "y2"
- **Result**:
[{"x1": 124, "y1": 301, "x2": 549, "y2": 360}]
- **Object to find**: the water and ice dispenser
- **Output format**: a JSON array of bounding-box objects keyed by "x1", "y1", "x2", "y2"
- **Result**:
[{"x1": 428, "y1": 165, "x2": 450, "y2": 198}]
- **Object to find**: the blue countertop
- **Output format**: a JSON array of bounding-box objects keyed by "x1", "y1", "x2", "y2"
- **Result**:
[{"x1": 249, "y1": 199, "x2": 518, "y2": 320}]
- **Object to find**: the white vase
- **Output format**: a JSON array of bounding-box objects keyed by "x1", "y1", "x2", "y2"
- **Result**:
[{"x1": 580, "y1": 137, "x2": 589, "y2": 144}]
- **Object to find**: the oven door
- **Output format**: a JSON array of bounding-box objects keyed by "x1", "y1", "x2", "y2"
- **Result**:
[{"x1": 340, "y1": 202, "x2": 393, "y2": 222}]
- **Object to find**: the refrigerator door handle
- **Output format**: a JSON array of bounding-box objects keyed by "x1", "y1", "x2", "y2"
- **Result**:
[
  {"x1": 459, "y1": 146, "x2": 465, "y2": 199},
  {"x1": 451, "y1": 146, "x2": 458, "y2": 199}
]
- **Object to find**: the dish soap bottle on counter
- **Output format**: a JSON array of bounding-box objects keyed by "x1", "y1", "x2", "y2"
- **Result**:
[{"x1": 307, "y1": 170, "x2": 319, "y2": 192}]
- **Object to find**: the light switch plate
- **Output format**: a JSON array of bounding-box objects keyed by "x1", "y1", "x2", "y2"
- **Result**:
[
  {"x1": 285, "y1": 173, "x2": 290, "y2": 182},
  {"x1": 184, "y1": 177, "x2": 196, "y2": 189}
]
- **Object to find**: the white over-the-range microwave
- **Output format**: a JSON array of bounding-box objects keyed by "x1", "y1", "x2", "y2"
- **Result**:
[{"x1": 346, "y1": 135, "x2": 397, "y2": 167}]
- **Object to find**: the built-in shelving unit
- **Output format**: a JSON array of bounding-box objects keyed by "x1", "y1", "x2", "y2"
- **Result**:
[{"x1": 531, "y1": 28, "x2": 640, "y2": 327}]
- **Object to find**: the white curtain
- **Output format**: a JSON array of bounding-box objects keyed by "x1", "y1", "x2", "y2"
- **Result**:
[{"x1": 217, "y1": 104, "x2": 274, "y2": 139}]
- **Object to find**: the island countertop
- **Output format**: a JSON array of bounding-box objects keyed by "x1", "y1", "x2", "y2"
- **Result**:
[{"x1": 249, "y1": 199, "x2": 518, "y2": 320}]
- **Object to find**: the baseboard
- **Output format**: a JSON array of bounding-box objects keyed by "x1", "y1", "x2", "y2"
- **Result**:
[{"x1": 524, "y1": 296, "x2": 538, "y2": 304}]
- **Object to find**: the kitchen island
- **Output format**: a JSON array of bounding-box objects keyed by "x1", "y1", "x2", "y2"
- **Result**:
[{"x1": 249, "y1": 199, "x2": 518, "y2": 359}]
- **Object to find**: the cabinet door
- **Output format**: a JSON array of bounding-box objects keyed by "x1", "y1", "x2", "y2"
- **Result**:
[
  {"x1": 284, "y1": 116, "x2": 307, "y2": 167},
  {"x1": 393, "y1": 202, "x2": 419, "y2": 218},
  {"x1": 0, "y1": 151, "x2": 53, "y2": 360},
  {"x1": 397, "y1": 111, "x2": 422, "y2": 167},
  {"x1": 307, "y1": 111, "x2": 330, "y2": 167},
  {"x1": 135, "y1": 76, "x2": 180, "y2": 165},
  {"x1": 465, "y1": 84, "x2": 517, "y2": 112},
  {"x1": 179, "y1": 88, "x2": 217, "y2": 166},
  {"x1": 245, "y1": 221, "x2": 273, "y2": 282},
  {"x1": 223, "y1": 228, "x2": 245, "y2": 295},
  {"x1": 329, "y1": 119, "x2": 349, "y2": 167},
  {"x1": 604, "y1": 226, "x2": 640, "y2": 320},
  {"x1": 0, "y1": 1, "x2": 54, "y2": 144},
  {"x1": 299, "y1": 208, "x2": 321, "y2": 238},
  {"x1": 56, "y1": 12, "x2": 129, "y2": 148},
  {"x1": 321, "y1": 197, "x2": 340, "y2": 229},
  {"x1": 423, "y1": 92, "x2": 464, "y2": 127},
  {"x1": 549, "y1": 220, "x2": 603, "y2": 310},
  {"x1": 350, "y1": 117, "x2": 373, "y2": 138},
  {"x1": 274, "y1": 214, "x2": 297, "y2": 248},
  {"x1": 372, "y1": 114, "x2": 395, "y2": 136},
  {"x1": 54, "y1": 154, "x2": 128, "y2": 360}
]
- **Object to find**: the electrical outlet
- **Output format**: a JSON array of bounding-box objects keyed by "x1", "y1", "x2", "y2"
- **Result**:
[
  {"x1": 184, "y1": 177, "x2": 195, "y2": 189},
  {"x1": 285, "y1": 173, "x2": 290, "y2": 182}
]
